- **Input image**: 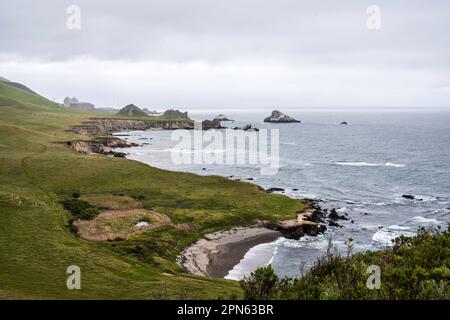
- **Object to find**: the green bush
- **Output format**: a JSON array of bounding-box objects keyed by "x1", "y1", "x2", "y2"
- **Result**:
[
  {"x1": 240, "y1": 226, "x2": 450, "y2": 300},
  {"x1": 78, "y1": 207, "x2": 100, "y2": 220},
  {"x1": 61, "y1": 198, "x2": 91, "y2": 215},
  {"x1": 60, "y1": 198, "x2": 99, "y2": 220}
]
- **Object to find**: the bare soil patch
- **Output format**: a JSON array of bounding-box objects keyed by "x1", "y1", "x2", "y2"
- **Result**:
[{"x1": 74, "y1": 208, "x2": 171, "y2": 241}]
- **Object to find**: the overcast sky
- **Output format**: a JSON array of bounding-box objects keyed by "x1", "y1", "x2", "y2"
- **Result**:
[{"x1": 0, "y1": 0, "x2": 449, "y2": 110}]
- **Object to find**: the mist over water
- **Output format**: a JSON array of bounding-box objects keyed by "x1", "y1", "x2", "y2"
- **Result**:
[{"x1": 114, "y1": 110, "x2": 450, "y2": 279}]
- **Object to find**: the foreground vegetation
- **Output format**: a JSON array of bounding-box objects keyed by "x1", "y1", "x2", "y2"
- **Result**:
[
  {"x1": 241, "y1": 227, "x2": 450, "y2": 299},
  {"x1": 0, "y1": 80, "x2": 305, "y2": 299}
]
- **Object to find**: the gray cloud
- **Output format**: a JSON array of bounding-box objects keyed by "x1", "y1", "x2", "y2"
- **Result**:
[{"x1": 0, "y1": 0, "x2": 449, "y2": 108}]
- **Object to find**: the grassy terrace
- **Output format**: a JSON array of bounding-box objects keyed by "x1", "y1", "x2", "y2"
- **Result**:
[{"x1": 0, "y1": 81, "x2": 306, "y2": 299}]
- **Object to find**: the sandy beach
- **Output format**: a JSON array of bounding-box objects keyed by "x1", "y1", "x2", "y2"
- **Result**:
[{"x1": 179, "y1": 227, "x2": 281, "y2": 278}]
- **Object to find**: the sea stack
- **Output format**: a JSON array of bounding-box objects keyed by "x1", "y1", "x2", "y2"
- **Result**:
[
  {"x1": 213, "y1": 114, "x2": 232, "y2": 121},
  {"x1": 264, "y1": 110, "x2": 300, "y2": 123}
]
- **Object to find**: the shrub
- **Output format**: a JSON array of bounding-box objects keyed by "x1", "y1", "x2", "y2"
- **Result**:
[
  {"x1": 240, "y1": 226, "x2": 450, "y2": 300},
  {"x1": 60, "y1": 198, "x2": 99, "y2": 220},
  {"x1": 61, "y1": 198, "x2": 91, "y2": 215},
  {"x1": 240, "y1": 265, "x2": 280, "y2": 299},
  {"x1": 78, "y1": 207, "x2": 100, "y2": 220}
]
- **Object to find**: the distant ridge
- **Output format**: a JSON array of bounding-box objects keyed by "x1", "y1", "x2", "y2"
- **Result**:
[
  {"x1": 0, "y1": 76, "x2": 58, "y2": 107},
  {"x1": 0, "y1": 76, "x2": 37, "y2": 95}
]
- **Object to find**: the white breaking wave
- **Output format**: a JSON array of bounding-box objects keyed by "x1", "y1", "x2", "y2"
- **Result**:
[
  {"x1": 372, "y1": 225, "x2": 415, "y2": 248},
  {"x1": 335, "y1": 161, "x2": 380, "y2": 167},
  {"x1": 225, "y1": 241, "x2": 278, "y2": 281},
  {"x1": 335, "y1": 161, "x2": 405, "y2": 167},
  {"x1": 281, "y1": 142, "x2": 297, "y2": 146},
  {"x1": 409, "y1": 216, "x2": 441, "y2": 224},
  {"x1": 384, "y1": 162, "x2": 406, "y2": 167},
  {"x1": 415, "y1": 195, "x2": 438, "y2": 202}
]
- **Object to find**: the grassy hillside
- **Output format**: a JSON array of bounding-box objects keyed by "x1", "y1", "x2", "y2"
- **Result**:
[{"x1": 0, "y1": 80, "x2": 306, "y2": 299}]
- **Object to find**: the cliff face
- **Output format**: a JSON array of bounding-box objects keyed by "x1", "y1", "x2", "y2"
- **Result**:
[
  {"x1": 70, "y1": 118, "x2": 195, "y2": 136},
  {"x1": 66, "y1": 137, "x2": 138, "y2": 156}
]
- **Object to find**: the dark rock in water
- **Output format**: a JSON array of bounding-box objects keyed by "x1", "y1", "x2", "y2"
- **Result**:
[
  {"x1": 292, "y1": 188, "x2": 299, "y2": 191},
  {"x1": 256, "y1": 185, "x2": 265, "y2": 192},
  {"x1": 202, "y1": 168, "x2": 206, "y2": 171},
  {"x1": 213, "y1": 114, "x2": 233, "y2": 121},
  {"x1": 351, "y1": 220, "x2": 354, "y2": 223},
  {"x1": 264, "y1": 110, "x2": 300, "y2": 123},
  {"x1": 113, "y1": 152, "x2": 127, "y2": 158},
  {"x1": 232, "y1": 124, "x2": 259, "y2": 131},
  {"x1": 329, "y1": 208, "x2": 348, "y2": 220},
  {"x1": 246, "y1": 178, "x2": 254, "y2": 181},
  {"x1": 241, "y1": 124, "x2": 259, "y2": 131},
  {"x1": 202, "y1": 119, "x2": 224, "y2": 130},
  {"x1": 402, "y1": 194, "x2": 415, "y2": 200},
  {"x1": 328, "y1": 220, "x2": 341, "y2": 227},
  {"x1": 266, "y1": 187, "x2": 285, "y2": 193},
  {"x1": 340, "y1": 121, "x2": 348, "y2": 125}
]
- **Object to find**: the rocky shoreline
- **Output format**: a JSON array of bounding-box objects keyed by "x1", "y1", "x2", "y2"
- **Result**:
[
  {"x1": 66, "y1": 117, "x2": 337, "y2": 279},
  {"x1": 65, "y1": 117, "x2": 225, "y2": 156}
]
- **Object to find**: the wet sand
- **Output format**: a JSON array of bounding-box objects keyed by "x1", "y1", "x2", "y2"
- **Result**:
[{"x1": 179, "y1": 227, "x2": 281, "y2": 278}]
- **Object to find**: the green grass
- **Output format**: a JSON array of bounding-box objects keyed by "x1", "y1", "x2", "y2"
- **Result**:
[{"x1": 0, "y1": 80, "x2": 306, "y2": 299}]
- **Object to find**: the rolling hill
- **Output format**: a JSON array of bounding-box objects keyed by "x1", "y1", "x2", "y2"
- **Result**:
[{"x1": 0, "y1": 77, "x2": 304, "y2": 299}]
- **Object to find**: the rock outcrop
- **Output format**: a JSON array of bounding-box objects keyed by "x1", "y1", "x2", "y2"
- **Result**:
[
  {"x1": 162, "y1": 109, "x2": 190, "y2": 119},
  {"x1": 262, "y1": 207, "x2": 326, "y2": 239},
  {"x1": 328, "y1": 208, "x2": 348, "y2": 221},
  {"x1": 264, "y1": 110, "x2": 300, "y2": 123},
  {"x1": 201, "y1": 119, "x2": 224, "y2": 130},
  {"x1": 265, "y1": 187, "x2": 285, "y2": 193},
  {"x1": 116, "y1": 104, "x2": 148, "y2": 117},
  {"x1": 214, "y1": 114, "x2": 232, "y2": 121},
  {"x1": 66, "y1": 137, "x2": 138, "y2": 157}
]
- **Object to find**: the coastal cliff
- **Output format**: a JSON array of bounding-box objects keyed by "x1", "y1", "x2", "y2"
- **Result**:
[
  {"x1": 69, "y1": 117, "x2": 223, "y2": 136},
  {"x1": 69, "y1": 118, "x2": 195, "y2": 136}
]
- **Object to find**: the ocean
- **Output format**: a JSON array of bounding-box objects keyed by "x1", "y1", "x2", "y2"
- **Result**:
[{"x1": 113, "y1": 109, "x2": 450, "y2": 280}]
